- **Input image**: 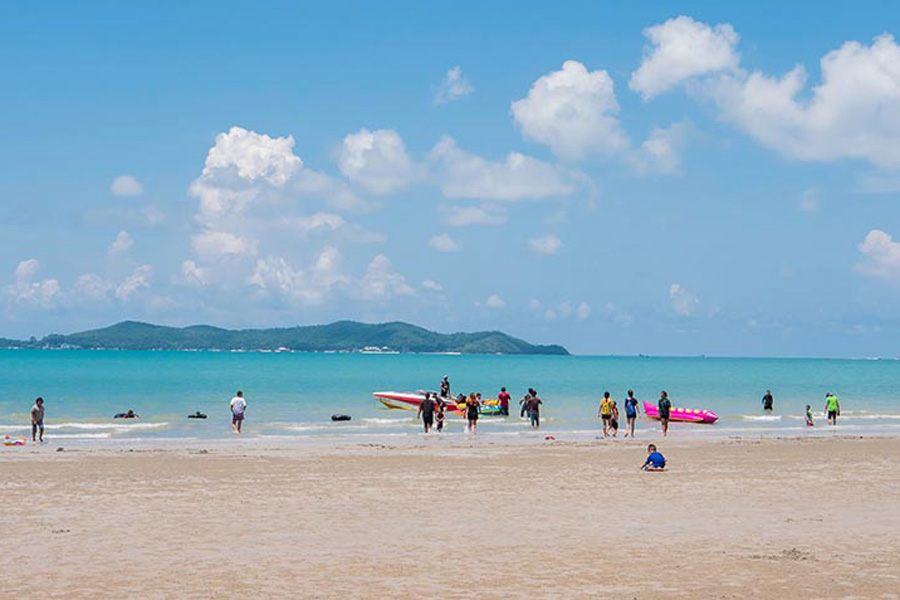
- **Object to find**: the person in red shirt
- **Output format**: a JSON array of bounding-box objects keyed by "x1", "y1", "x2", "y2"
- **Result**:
[{"x1": 497, "y1": 387, "x2": 511, "y2": 416}]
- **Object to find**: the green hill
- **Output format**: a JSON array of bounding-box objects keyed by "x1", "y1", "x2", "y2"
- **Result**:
[{"x1": 7, "y1": 320, "x2": 569, "y2": 355}]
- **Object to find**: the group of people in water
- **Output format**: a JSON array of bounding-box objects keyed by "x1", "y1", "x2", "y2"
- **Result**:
[{"x1": 761, "y1": 389, "x2": 842, "y2": 427}]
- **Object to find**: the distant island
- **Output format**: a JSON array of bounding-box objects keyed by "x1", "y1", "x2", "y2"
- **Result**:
[{"x1": 0, "y1": 320, "x2": 569, "y2": 355}]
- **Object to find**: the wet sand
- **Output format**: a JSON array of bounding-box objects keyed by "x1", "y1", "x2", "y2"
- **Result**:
[{"x1": 2, "y1": 436, "x2": 898, "y2": 599}]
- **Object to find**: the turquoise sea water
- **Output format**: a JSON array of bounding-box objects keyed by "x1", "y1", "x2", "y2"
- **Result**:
[{"x1": 2, "y1": 349, "x2": 899, "y2": 444}]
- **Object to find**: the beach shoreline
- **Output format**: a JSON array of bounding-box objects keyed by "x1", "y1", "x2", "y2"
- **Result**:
[{"x1": 3, "y1": 435, "x2": 898, "y2": 598}]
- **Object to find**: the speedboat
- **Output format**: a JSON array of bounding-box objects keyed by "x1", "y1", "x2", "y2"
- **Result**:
[
  {"x1": 373, "y1": 391, "x2": 503, "y2": 415},
  {"x1": 643, "y1": 401, "x2": 718, "y2": 424}
]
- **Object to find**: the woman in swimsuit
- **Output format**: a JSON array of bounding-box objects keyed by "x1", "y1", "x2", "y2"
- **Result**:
[
  {"x1": 435, "y1": 398, "x2": 446, "y2": 432},
  {"x1": 465, "y1": 393, "x2": 480, "y2": 434}
]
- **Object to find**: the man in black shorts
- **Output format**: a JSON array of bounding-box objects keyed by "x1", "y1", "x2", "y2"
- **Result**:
[{"x1": 417, "y1": 393, "x2": 436, "y2": 433}]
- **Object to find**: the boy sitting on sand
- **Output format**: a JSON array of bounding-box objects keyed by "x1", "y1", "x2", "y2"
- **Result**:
[{"x1": 642, "y1": 444, "x2": 666, "y2": 471}]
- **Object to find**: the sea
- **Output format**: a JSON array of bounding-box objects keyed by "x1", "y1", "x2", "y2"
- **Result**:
[{"x1": 2, "y1": 349, "x2": 899, "y2": 445}]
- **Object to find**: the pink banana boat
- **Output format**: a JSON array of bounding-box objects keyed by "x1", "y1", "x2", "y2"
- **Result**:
[{"x1": 643, "y1": 401, "x2": 718, "y2": 424}]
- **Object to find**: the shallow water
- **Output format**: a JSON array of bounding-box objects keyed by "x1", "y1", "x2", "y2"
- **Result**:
[{"x1": 1, "y1": 350, "x2": 899, "y2": 442}]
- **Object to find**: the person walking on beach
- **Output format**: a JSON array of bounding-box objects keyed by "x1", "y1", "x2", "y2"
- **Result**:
[
  {"x1": 498, "y1": 387, "x2": 511, "y2": 416},
  {"x1": 230, "y1": 390, "x2": 247, "y2": 434},
  {"x1": 465, "y1": 393, "x2": 480, "y2": 433},
  {"x1": 805, "y1": 404, "x2": 815, "y2": 427},
  {"x1": 658, "y1": 391, "x2": 672, "y2": 437},
  {"x1": 624, "y1": 390, "x2": 640, "y2": 438},
  {"x1": 610, "y1": 399, "x2": 619, "y2": 437},
  {"x1": 599, "y1": 391, "x2": 613, "y2": 437},
  {"x1": 31, "y1": 397, "x2": 45, "y2": 443},
  {"x1": 824, "y1": 392, "x2": 840, "y2": 426},
  {"x1": 526, "y1": 391, "x2": 543, "y2": 428},
  {"x1": 417, "y1": 392, "x2": 436, "y2": 433},
  {"x1": 762, "y1": 390, "x2": 774, "y2": 412},
  {"x1": 435, "y1": 397, "x2": 446, "y2": 433},
  {"x1": 520, "y1": 388, "x2": 534, "y2": 418}
]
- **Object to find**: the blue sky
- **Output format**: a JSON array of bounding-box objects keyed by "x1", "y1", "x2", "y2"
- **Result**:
[{"x1": 2, "y1": 0, "x2": 900, "y2": 357}]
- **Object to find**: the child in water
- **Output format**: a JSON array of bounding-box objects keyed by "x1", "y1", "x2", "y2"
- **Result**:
[{"x1": 805, "y1": 405, "x2": 814, "y2": 427}]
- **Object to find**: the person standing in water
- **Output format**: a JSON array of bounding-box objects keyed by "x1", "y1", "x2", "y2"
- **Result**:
[
  {"x1": 519, "y1": 389, "x2": 534, "y2": 418},
  {"x1": 31, "y1": 397, "x2": 45, "y2": 443},
  {"x1": 439, "y1": 376, "x2": 450, "y2": 399},
  {"x1": 497, "y1": 387, "x2": 511, "y2": 416},
  {"x1": 435, "y1": 397, "x2": 446, "y2": 433},
  {"x1": 762, "y1": 390, "x2": 774, "y2": 412},
  {"x1": 417, "y1": 392, "x2": 436, "y2": 433},
  {"x1": 805, "y1": 404, "x2": 815, "y2": 427},
  {"x1": 658, "y1": 391, "x2": 672, "y2": 437},
  {"x1": 610, "y1": 399, "x2": 619, "y2": 437},
  {"x1": 230, "y1": 390, "x2": 247, "y2": 434},
  {"x1": 465, "y1": 393, "x2": 480, "y2": 433},
  {"x1": 526, "y1": 391, "x2": 543, "y2": 428},
  {"x1": 824, "y1": 392, "x2": 840, "y2": 426},
  {"x1": 598, "y1": 391, "x2": 613, "y2": 438},
  {"x1": 624, "y1": 390, "x2": 640, "y2": 438}
]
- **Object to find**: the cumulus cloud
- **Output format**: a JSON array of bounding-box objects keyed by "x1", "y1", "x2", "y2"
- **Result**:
[
  {"x1": 108, "y1": 230, "x2": 133, "y2": 256},
  {"x1": 115, "y1": 265, "x2": 152, "y2": 301},
  {"x1": 512, "y1": 60, "x2": 629, "y2": 161},
  {"x1": 485, "y1": 294, "x2": 505, "y2": 308},
  {"x1": 528, "y1": 234, "x2": 562, "y2": 255},
  {"x1": 191, "y1": 231, "x2": 257, "y2": 262},
  {"x1": 180, "y1": 260, "x2": 210, "y2": 286},
  {"x1": 338, "y1": 128, "x2": 416, "y2": 195},
  {"x1": 429, "y1": 233, "x2": 461, "y2": 252},
  {"x1": 635, "y1": 18, "x2": 900, "y2": 168},
  {"x1": 440, "y1": 204, "x2": 508, "y2": 227},
  {"x1": 669, "y1": 283, "x2": 700, "y2": 316},
  {"x1": 359, "y1": 255, "x2": 415, "y2": 301},
  {"x1": 434, "y1": 66, "x2": 474, "y2": 104},
  {"x1": 576, "y1": 301, "x2": 592, "y2": 321},
  {"x1": 7, "y1": 259, "x2": 60, "y2": 307},
  {"x1": 292, "y1": 168, "x2": 366, "y2": 212},
  {"x1": 629, "y1": 16, "x2": 740, "y2": 100},
  {"x1": 422, "y1": 279, "x2": 443, "y2": 291},
  {"x1": 249, "y1": 248, "x2": 348, "y2": 304},
  {"x1": 73, "y1": 273, "x2": 115, "y2": 303},
  {"x1": 429, "y1": 136, "x2": 574, "y2": 200},
  {"x1": 631, "y1": 121, "x2": 690, "y2": 174},
  {"x1": 856, "y1": 229, "x2": 900, "y2": 281},
  {"x1": 110, "y1": 174, "x2": 144, "y2": 197}
]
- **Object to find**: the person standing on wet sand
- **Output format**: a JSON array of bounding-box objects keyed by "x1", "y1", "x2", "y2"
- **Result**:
[
  {"x1": 658, "y1": 391, "x2": 671, "y2": 437},
  {"x1": 230, "y1": 390, "x2": 247, "y2": 434},
  {"x1": 624, "y1": 390, "x2": 640, "y2": 438},
  {"x1": 599, "y1": 391, "x2": 613, "y2": 437},
  {"x1": 417, "y1": 392, "x2": 436, "y2": 433},
  {"x1": 31, "y1": 397, "x2": 45, "y2": 443}
]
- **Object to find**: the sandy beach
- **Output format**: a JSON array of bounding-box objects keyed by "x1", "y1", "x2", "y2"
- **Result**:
[{"x1": 2, "y1": 436, "x2": 898, "y2": 599}]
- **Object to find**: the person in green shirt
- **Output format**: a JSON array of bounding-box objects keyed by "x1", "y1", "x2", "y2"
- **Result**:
[
  {"x1": 658, "y1": 391, "x2": 672, "y2": 437},
  {"x1": 824, "y1": 393, "x2": 840, "y2": 426}
]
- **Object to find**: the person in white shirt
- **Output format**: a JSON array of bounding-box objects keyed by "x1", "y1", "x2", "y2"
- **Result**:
[{"x1": 230, "y1": 391, "x2": 247, "y2": 434}]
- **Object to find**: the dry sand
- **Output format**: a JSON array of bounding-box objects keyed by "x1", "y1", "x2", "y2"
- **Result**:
[{"x1": 2, "y1": 436, "x2": 899, "y2": 599}]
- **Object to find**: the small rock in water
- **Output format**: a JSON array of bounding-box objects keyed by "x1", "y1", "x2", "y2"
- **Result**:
[{"x1": 56, "y1": 447, "x2": 64, "y2": 452}]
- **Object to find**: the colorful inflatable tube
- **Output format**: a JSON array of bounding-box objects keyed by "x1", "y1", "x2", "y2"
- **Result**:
[{"x1": 643, "y1": 401, "x2": 718, "y2": 424}]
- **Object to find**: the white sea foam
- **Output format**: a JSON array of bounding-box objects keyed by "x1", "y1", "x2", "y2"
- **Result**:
[{"x1": 48, "y1": 422, "x2": 169, "y2": 430}]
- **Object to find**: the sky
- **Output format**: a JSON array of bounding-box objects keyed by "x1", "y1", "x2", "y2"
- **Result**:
[{"x1": 2, "y1": 0, "x2": 900, "y2": 357}]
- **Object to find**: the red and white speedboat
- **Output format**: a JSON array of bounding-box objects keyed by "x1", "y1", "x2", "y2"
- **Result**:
[{"x1": 373, "y1": 391, "x2": 430, "y2": 411}]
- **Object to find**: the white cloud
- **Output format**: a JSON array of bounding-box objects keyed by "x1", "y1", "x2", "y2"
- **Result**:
[
  {"x1": 511, "y1": 60, "x2": 629, "y2": 161},
  {"x1": 115, "y1": 265, "x2": 152, "y2": 301},
  {"x1": 440, "y1": 204, "x2": 508, "y2": 227},
  {"x1": 429, "y1": 136, "x2": 574, "y2": 200},
  {"x1": 485, "y1": 294, "x2": 505, "y2": 308},
  {"x1": 249, "y1": 248, "x2": 347, "y2": 304},
  {"x1": 856, "y1": 229, "x2": 900, "y2": 281},
  {"x1": 576, "y1": 301, "x2": 592, "y2": 321},
  {"x1": 602, "y1": 302, "x2": 634, "y2": 325},
  {"x1": 434, "y1": 66, "x2": 474, "y2": 104},
  {"x1": 528, "y1": 234, "x2": 562, "y2": 255},
  {"x1": 7, "y1": 259, "x2": 60, "y2": 307},
  {"x1": 180, "y1": 260, "x2": 210, "y2": 286},
  {"x1": 191, "y1": 231, "x2": 258, "y2": 261},
  {"x1": 669, "y1": 283, "x2": 700, "y2": 316},
  {"x1": 359, "y1": 255, "x2": 415, "y2": 300},
  {"x1": 338, "y1": 128, "x2": 415, "y2": 195},
  {"x1": 279, "y1": 212, "x2": 346, "y2": 237},
  {"x1": 527, "y1": 298, "x2": 542, "y2": 311},
  {"x1": 73, "y1": 273, "x2": 115, "y2": 303},
  {"x1": 636, "y1": 19, "x2": 900, "y2": 169},
  {"x1": 629, "y1": 16, "x2": 740, "y2": 100},
  {"x1": 110, "y1": 174, "x2": 144, "y2": 197},
  {"x1": 799, "y1": 187, "x2": 820, "y2": 213},
  {"x1": 108, "y1": 230, "x2": 133, "y2": 256},
  {"x1": 429, "y1": 233, "x2": 461, "y2": 252},
  {"x1": 632, "y1": 122, "x2": 690, "y2": 174},
  {"x1": 422, "y1": 279, "x2": 443, "y2": 292},
  {"x1": 292, "y1": 168, "x2": 367, "y2": 212}
]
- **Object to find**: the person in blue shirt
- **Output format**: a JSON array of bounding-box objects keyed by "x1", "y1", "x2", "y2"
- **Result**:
[
  {"x1": 642, "y1": 444, "x2": 666, "y2": 471},
  {"x1": 624, "y1": 389, "x2": 640, "y2": 438}
]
